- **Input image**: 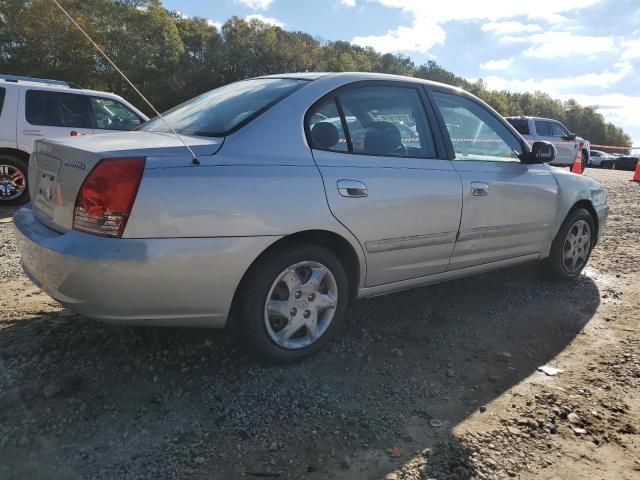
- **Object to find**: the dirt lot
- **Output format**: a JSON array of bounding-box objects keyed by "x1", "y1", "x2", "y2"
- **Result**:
[{"x1": 0, "y1": 169, "x2": 638, "y2": 480}]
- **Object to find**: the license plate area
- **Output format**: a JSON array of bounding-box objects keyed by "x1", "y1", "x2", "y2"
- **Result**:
[{"x1": 32, "y1": 154, "x2": 62, "y2": 218}]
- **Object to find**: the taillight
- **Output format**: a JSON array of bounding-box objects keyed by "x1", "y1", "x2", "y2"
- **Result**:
[{"x1": 73, "y1": 157, "x2": 145, "y2": 238}]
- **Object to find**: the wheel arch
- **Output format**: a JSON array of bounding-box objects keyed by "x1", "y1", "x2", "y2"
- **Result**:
[
  {"x1": 0, "y1": 148, "x2": 30, "y2": 163},
  {"x1": 228, "y1": 229, "x2": 363, "y2": 326}
]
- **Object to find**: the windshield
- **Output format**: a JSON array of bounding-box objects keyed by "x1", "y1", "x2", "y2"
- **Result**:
[{"x1": 137, "y1": 78, "x2": 308, "y2": 137}]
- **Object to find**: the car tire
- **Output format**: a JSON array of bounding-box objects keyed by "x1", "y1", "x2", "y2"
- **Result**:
[
  {"x1": 237, "y1": 244, "x2": 350, "y2": 362},
  {"x1": 543, "y1": 208, "x2": 595, "y2": 281},
  {"x1": 581, "y1": 150, "x2": 588, "y2": 173},
  {"x1": 0, "y1": 154, "x2": 29, "y2": 205}
]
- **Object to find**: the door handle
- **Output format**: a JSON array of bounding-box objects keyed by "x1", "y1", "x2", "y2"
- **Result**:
[
  {"x1": 337, "y1": 179, "x2": 368, "y2": 198},
  {"x1": 23, "y1": 130, "x2": 43, "y2": 136},
  {"x1": 471, "y1": 181, "x2": 490, "y2": 196}
]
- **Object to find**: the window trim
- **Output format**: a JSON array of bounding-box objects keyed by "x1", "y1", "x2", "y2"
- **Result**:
[
  {"x1": 425, "y1": 85, "x2": 528, "y2": 163},
  {"x1": 88, "y1": 95, "x2": 144, "y2": 131},
  {"x1": 25, "y1": 89, "x2": 92, "y2": 129},
  {"x1": 0, "y1": 87, "x2": 6, "y2": 117},
  {"x1": 304, "y1": 80, "x2": 445, "y2": 160}
]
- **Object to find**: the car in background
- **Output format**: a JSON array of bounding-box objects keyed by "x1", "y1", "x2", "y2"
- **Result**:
[
  {"x1": 610, "y1": 155, "x2": 639, "y2": 171},
  {"x1": 505, "y1": 116, "x2": 590, "y2": 172},
  {"x1": 14, "y1": 73, "x2": 609, "y2": 362},
  {"x1": 0, "y1": 75, "x2": 148, "y2": 205},
  {"x1": 589, "y1": 149, "x2": 616, "y2": 167}
]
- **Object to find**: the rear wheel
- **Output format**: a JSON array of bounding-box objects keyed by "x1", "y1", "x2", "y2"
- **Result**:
[
  {"x1": 0, "y1": 155, "x2": 29, "y2": 205},
  {"x1": 237, "y1": 244, "x2": 350, "y2": 362},
  {"x1": 581, "y1": 150, "x2": 588, "y2": 173},
  {"x1": 543, "y1": 208, "x2": 595, "y2": 280}
]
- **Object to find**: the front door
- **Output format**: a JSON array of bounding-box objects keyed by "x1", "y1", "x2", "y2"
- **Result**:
[
  {"x1": 17, "y1": 88, "x2": 94, "y2": 152},
  {"x1": 429, "y1": 89, "x2": 558, "y2": 270},
  {"x1": 307, "y1": 82, "x2": 462, "y2": 286}
]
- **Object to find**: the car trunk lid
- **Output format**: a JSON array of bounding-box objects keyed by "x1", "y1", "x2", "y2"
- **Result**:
[{"x1": 29, "y1": 131, "x2": 223, "y2": 232}]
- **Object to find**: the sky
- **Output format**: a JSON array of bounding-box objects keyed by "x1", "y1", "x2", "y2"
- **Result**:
[{"x1": 163, "y1": 0, "x2": 640, "y2": 146}]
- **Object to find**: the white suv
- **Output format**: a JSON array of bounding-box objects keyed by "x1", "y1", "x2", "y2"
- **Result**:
[
  {"x1": 506, "y1": 116, "x2": 590, "y2": 172},
  {"x1": 0, "y1": 75, "x2": 148, "y2": 204}
]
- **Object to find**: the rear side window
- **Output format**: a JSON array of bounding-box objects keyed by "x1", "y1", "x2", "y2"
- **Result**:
[
  {"x1": 0, "y1": 87, "x2": 5, "y2": 116},
  {"x1": 26, "y1": 90, "x2": 91, "y2": 128},
  {"x1": 507, "y1": 118, "x2": 529, "y2": 135},
  {"x1": 138, "y1": 78, "x2": 307, "y2": 137},
  {"x1": 89, "y1": 97, "x2": 142, "y2": 131},
  {"x1": 534, "y1": 120, "x2": 550, "y2": 136}
]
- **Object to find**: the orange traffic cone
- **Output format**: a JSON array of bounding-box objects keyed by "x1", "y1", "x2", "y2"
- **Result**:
[
  {"x1": 570, "y1": 148, "x2": 583, "y2": 174},
  {"x1": 632, "y1": 158, "x2": 640, "y2": 182}
]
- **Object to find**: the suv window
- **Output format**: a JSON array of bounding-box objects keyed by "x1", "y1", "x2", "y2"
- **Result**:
[
  {"x1": 534, "y1": 120, "x2": 550, "y2": 136},
  {"x1": 307, "y1": 97, "x2": 348, "y2": 152},
  {"x1": 0, "y1": 87, "x2": 5, "y2": 116},
  {"x1": 90, "y1": 97, "x2": 142, "y2": 131},
  {"x1": 26, "y1": 90, "x2": 91, "y2": 128},
  {"x1": 337, "y1": 86, "x2": 436, "y2": 158},
  {"x1": 432, "y1": 91, "x2": 522, "y2": 162},
  {"x1": 506, "y1": 118, "x2": 529, "y2": 135},
  {"x1": 138, "y1": 78, "x2": 307, "y2": 137},
  {"x1": 549, "y1": 121, "x2": 568, "y2": 137}
]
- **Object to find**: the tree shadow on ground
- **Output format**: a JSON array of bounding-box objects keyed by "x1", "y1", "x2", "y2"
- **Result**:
[{"x1": 0, "y1": 264, "x2": 600, "y2": 480}]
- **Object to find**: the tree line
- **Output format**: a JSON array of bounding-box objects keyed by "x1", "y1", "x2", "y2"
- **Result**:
[{"x1": 0, "y1": 0, "x2": 632, "y2": 151}]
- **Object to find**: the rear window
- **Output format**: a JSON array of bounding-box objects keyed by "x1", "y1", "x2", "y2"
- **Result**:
[
  {"x1": 26, "y1": 90, "x2": 91, "y2": 128},
  {"x1": 138, "y1": 78, "x2": 308, "y2": 137},
  {"x1": 0, "y1": 87, "x2": 5, "y2": 116},
  {"x1": 507, "y1": 118, "x2": 529, "y2": 135}
]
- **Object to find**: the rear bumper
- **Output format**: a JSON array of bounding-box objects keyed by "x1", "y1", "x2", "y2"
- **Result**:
[{"x1": 13, "y1": 205, "x2": 279, "y2": 327}]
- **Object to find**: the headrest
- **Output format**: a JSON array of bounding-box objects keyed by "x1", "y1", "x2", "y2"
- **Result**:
[
  {"x1": 311, "y1": 122, "x2": 339, "y2": 149},
  {"x1": 364, "y1": 121, "x2": 402, "y2": 155}
]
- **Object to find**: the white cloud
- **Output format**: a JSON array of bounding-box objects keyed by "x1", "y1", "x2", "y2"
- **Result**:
[
  {"x1": 341, "y1": 0, "x2": 356, "y2": 6},
  {"x1": 483, "y1": 63, "x2": 633, "y2": 95},
  {"x1": 482, "y1": 21, "x2": 542, "y2": 34},
  {"x1": 234, "y1": 0, "x2": 273, "y2": 10},
  {"x1": 245, "y1": 14, "x2": 284, "y2": 27},
  {"x1": 351, "y1": 0, "x2": 601, "y2": 54},
  {"x1": 524, "y1": 31, "x2": 616, "y2": 59},
  {"x1": 621, "y1": 39, "x2": 640, "y2": 59},
  {"x1": 480, "y1": 58, "x2": 514, "y2": 70},
  {"x1": 207, "y1": 19, "x2": 223, "y2": 29}
]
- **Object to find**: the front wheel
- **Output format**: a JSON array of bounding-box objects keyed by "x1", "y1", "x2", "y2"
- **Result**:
[
  {"x1": 237, "y1": 244, "x2": 350, "y2": 362},
  {"x1": 0, "y1": 155, "x2": 29, "y2": 205},
  {"x1": 581, "y1": 151, "x2": 588, "y2": 173},
  {"x1": 543, "y1": 208, "x2": 595, "y2": 280}
]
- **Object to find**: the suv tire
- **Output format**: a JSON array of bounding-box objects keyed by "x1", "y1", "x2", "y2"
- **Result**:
[{"x1": 0, "y1": 154, "x2": 29, "y2": 205}]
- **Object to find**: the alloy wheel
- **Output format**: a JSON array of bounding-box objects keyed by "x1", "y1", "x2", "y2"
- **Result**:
[
  {"x1": 0, "y1": 164, "x2": 26, "y2": 201},
  {"x1": 562, "y1": 219, "x2": 591, "y2": 273}
]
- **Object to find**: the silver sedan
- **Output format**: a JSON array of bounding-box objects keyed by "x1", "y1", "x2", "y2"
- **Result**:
[{"x1": 14, "y1": 72, "x2": 609, "y2": 361}]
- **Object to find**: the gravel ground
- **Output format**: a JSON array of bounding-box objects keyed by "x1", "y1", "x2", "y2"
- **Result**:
[{"x1": 0, "y1": 169, "x2": 638, "y2": 480}]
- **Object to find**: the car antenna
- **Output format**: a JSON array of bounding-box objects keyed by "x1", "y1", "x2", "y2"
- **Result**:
[{"x1": 51, "y1": 0, "x2": 200, "y2": 165}]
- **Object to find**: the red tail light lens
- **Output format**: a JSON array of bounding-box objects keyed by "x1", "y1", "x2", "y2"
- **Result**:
[{"x1": 73, "y1": 157, "x2": 145, "y2": 238}]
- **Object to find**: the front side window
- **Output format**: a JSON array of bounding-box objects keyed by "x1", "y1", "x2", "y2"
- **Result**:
[
  {"x1": 25, "y1": 90, "x2": 91, "y2": 128},
  {"x1": 549, "y1": 122, "x2": 569, "y2": 137},
  {"x1": 138, "y1": 78, "x2": 308, "y2": 137},
  {"x1": 306, "y1": 97, "x2": 348, "y2": 152},
  {"x1": 337, "y1": 86, "x2": 436, "y2": 158},
  {"x1": 90, "y1": 97, "x2": 142, "y2": 131},
  {"x1": 432, "y1": 91, "x2": 522, "y2": 162},
  {"x1": 0, "y1": 87, "x2": 5, "y2": 116},
  {"x1": 534, "y1": 120, "x2": 551, "y2": 137}
]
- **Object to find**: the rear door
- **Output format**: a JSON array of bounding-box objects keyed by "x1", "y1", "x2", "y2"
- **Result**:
[
  {"x1": 428, "y1": 89, "x2": 558, "y2": 270},
  {"x1": 308, "y1": 81, "x2": 463, "y2": 286},
  {"x1": 17, "y1": 88, "x2": 94, "y2": 149}
]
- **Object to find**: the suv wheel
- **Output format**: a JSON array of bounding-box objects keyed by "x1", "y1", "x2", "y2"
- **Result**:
[
  {"x1": 581, "y1": 150, "x2": 588, "y2": 173},
  {"x1": 543, "y1": 208, "x2": 595, "y2": 280},
  {"x1": 238, "y1": 244, "x2": 349, "y2": 362},
  {"x1": 0, "y1": 155, "x2": 29, "y2": 205}
]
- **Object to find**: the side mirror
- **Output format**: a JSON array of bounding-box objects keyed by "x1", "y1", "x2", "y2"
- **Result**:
[
  {"x1": 521, "y1": 141, "x2": 556, "y2": 164},
  {"x1": 562, "y1": 133, "x2": 577, "y2": 141}
]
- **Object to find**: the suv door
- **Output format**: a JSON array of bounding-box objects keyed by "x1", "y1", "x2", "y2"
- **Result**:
[
  {"x1": 18, "y1": 88, "x2": 94, "y2": 149},
  {"x1": 88, "y1": 96, "x2": 144, "y2": 133},
  {"x1": 429, "y1": 89, "x2": 558, "y2": 269},
  {"x1": 548, "y1": 120, "x2": 578, "y2": 165},
  {"x1": 307, "y1": 82, "x2": 462, "y2": 286}
]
